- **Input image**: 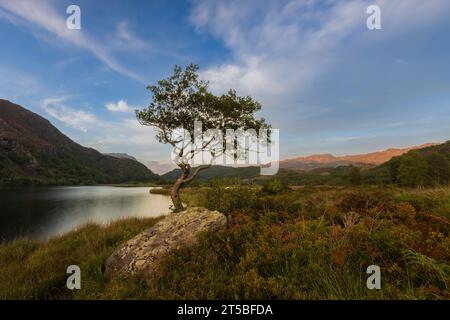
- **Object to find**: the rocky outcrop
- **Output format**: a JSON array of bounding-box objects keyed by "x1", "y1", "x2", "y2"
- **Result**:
[{"x1": 104, "y1": 207, "x2": 226, "y2": 280}]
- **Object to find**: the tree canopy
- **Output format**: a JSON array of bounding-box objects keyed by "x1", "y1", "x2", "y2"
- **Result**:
[{"x1": 136, "y1": 64, "x2": 271, "y2": 211}]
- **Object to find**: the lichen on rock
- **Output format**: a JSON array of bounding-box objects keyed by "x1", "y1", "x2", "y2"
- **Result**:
[{"x1": 104, "y1": 207, "x2": 226, "y2": 280}]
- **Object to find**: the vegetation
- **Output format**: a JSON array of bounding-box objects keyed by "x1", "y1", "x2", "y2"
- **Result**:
[
  {"x1": 0, "y1": 150, "x2": 160, "y2": 187},
  {"x1": 0, "y1": 217, "x2": 162, "y2": 299},
  {"x1": 136, "y1": 64, "x2": 271, "y2": 212},
  {"x1": 149, "y1": 186, "x2": 172, "y2": 195},
  {"x1": 367, "y1": 142, "x2": 450, "y2": 187},
  {"x1": 160, "y1": 141, "x2": 450, "y2": 190},
  {"x1": 0, "y1": 100, "x2": 160, "y2": 187},
  {"x1": 2, "y1": 97, "x2": 450, "y2": 300},
  {"x1": 1, "y1": 184, "x2": 449, "y2": 299}
]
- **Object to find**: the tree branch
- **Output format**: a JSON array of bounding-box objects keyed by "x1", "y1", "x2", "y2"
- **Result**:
[{"x1": 182, "y1": 164, "x2": 211, "y2": 185}]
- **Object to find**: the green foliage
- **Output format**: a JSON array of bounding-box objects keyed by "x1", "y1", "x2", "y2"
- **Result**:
[
  {"x1": 201, "y1": 179, "x2": 259, "y2": 216},
  {"x1": 154, "y1": 185, "x2": 450, "y2": 299},
  {"x1": 261, "y1": 178, "x2": 285, "y2": 194},
  {"x1": 427, "y1": 153, "x2": 450, "y2": 185},
  {"x1": 1, "y1": 186, "x2": 449, "y2": 300},
  {"x1": 397, "y1": 151, "x2": 429, "y2": 186},
  {"x1": 164, "y1": 141, "x2": 450, "y2": 189},
  {"x1": 0, "y1": 217, "x2": 161, "y2": 299},
  {"x1": 0, "y1": 101, "x2": 160, "y2": 187},
  {"x1": 348, "y1": 166, "x2": 362, "y2": 186},
  {"x1": 369, "y1": 142, "x2": 450, "y2": 187},
  {"x1": 136, "y1": 64, "x2": 270, "y2": 152},
  {"x1": 136, "y1": 64, "x2": 272, "y2": 211}
]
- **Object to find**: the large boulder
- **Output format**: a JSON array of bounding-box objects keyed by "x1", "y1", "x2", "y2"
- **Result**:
[{"x1": 104, "y1": 207, "x2": 226, "y2": 280}]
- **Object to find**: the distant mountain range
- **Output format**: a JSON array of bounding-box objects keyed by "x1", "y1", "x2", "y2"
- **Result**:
[
  {"x1": 0, "y1": 100, "x2": 159, "y2": 185},
  {"x1": 1, "y1": 99, "x2": 442, "y2": 186},
  {"x1": 161, "y1": 144, "x2": 438, "y2": 182},
  {"x1": 161, "y1": 165, "x2": 261, "y2": 182},
  {"x1": 279, "y1": 143, "x2": 436, "y2": 171},
  {"x1": 104, "y1": 153, "x2": 138, "y2": 162}
]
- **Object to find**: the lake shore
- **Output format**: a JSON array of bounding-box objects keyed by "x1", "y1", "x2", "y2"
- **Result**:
[
  {"x1": 1, "y1": 185, "x2": 449, "y2": 299},
  {"x1": 0, "y1": 186, "x2": 172, "y2": 241}
]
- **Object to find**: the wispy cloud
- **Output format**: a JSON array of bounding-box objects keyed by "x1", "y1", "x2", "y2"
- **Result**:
[
  {"x1": 41, "y1": 96, "x2": 162, "y2": 164},
  {"x1": 114, "y1": 21, "x2": 150, "y2": 50},
  {"x1": 0, "y1": 0, "x2": 143, "y2": 82},
  {"x1": 190, "y1": 0, "x2": 364, "y2": 97},
  {"x1": 42, "y1": 97, "x2": 97, "y2": 132},
  {"x1": 191, "y1": 0, "x2": 450, "y2": 99},
  {"x1": 188, "y1": 0, "x2": 450, "y2": 156}
]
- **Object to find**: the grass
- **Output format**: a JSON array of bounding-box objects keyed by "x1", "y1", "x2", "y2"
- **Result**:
[
  {"x1": 0, "y1": 217, "x2": 162, "y2": 299},
  {"x1": 0, "y1": 184, "x2": 449, "y2": 299}
]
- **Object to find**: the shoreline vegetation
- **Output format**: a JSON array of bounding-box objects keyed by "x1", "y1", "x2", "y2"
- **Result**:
[
  {"x1": 149, "y1": 186, "x2": 172, "y2": 195},
  {"x1": 0, "y1": 181, "x2": 166, "y2": 189},
  {"x1": 1, "y1": 183, "x2": 449, "y2": 299}
]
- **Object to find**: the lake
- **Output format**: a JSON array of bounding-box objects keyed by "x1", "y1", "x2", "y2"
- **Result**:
[{"x1": 0, "y1": 186, "x2": 172, "y2": 242}]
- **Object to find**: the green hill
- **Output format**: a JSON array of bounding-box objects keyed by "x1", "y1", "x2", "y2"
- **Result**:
[
  {"x1": 0, "y1": 99, "x2": 159, "y2": 186},
  {"x1": 161, "y1": 139, "x2": 450, "y2": 188},
  {"x1": 366, "y1": 141, "x2": 450, "y2": 186},
  {"x1": 161, "y1": 165, "x2": 261, "y2": 183}
]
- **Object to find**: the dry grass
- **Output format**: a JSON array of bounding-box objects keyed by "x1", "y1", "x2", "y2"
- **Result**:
[{"x1": 1, "y1": 185, "x2": 449, "y2": 299}]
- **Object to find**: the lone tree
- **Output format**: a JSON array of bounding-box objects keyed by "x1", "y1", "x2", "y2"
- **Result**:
[{"x1": 136, "y1": 64, "x2": 270, "y2": 212}]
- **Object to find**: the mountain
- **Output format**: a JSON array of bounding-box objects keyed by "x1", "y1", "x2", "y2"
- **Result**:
[
  {"x1": 161, "y1": 143, "x2": 438, "y2": 184},
  {"x1": 104, "y1": 153, "x2": 138, "y2": 162},
  {"x1": 366, "y1": 141, "x2": 450, "y2": 186},
  {"x1": 279, "y1": 143, "x2": 436, "y2": 171},
  {"x1": 0, "y1": 99, "x2": 159, "y2": 185},
  {"x1": 161, "y1": 165, "x2": 261, "y2": 182}
]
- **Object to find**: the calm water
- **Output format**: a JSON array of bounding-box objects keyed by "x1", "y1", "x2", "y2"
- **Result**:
[{"x1": 0, "y1": 186, "x2": 171, "y2": 242}]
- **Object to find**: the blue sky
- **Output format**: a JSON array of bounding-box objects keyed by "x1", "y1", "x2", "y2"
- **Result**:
[{"x1": 1, "y1": 0, "x2": 450, "y2": 173}]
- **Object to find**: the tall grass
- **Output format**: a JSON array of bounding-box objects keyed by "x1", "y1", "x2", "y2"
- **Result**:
[
  {"x1": 1, "y1": 185, "x2": 449, "y2": 299},
  {"x1": 0, "y1": 217, "x2": 161, "y2": 299}
]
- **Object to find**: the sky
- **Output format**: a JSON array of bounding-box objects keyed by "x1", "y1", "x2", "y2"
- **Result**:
[{"x1": 1, "y1": 0, "x2": 450, "y2": 174}]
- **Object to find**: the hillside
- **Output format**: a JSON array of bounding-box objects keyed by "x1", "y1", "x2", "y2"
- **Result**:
[
  {"x1": 161, "y1": 165, "x2": 261, "y2": 182},
  {"x1": 366, "y1": 141, "x2": 450, "y2": 186},
  {"x1": 161, "y1": 143, "x2": 437, "y2": 185},
  {"x1": 104, "y1": 153, "x2": 138, "y2": 162},
  {"x1": 279, "y1": 143, "x2": 436, "y2": 170},
  {"x1": 0, "y1": 99, "x2": 159, "y2": 185}
]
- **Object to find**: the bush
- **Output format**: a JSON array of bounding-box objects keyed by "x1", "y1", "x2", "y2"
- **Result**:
[
  {"x1": 261, "y1": 179, "x2": 285, "y2": 195},
  {"x1": 1, "y1": 185, "x2": 449, "y2": 299}
]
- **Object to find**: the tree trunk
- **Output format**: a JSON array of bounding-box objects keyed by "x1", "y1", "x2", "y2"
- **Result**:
[
  {"x1": 170, "y1": 164, "x2": 211, "y2": 213},
  {"x1": 171, "y1": 179, "x2": 185, "y2": 212},
  {"x1": 171, "y1": 165, "x2": 189, "y2": 212}
]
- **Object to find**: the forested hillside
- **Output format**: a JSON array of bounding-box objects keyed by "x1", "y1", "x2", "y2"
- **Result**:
[{"x1": 0, "y1": 100, "x2": 159, "y2": 186}]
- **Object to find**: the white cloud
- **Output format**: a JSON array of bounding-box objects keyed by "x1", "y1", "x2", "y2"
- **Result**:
[
  {"x1": 187, "y1": 0, "x2": 450, "y2": 158},
  {"x1": 190, "y1": 0, "x2": 363, "y2": 98},
  {"x1": 82, "y1": 118, "x2": 169, "y2": 170},
  {"x1": 105, "y1": 99, "x2": 133, "y2": 113},
  {"x1": 191, "y1": 0, "x2": 450, "y2": 99},
  {"x1": 95, "y1": 118, "x2": 158, "y2": 147},
  {"x1": 42, "y1": 97, "x2": 97, "y2": 132},
  {"x1": 41, "y1": 96, "x2": 163, "y2": 161},
  {"x1": 0, "y1": 0, "x2": 143, "y2": 82}
]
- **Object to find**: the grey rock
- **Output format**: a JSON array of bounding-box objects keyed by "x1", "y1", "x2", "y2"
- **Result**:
[{"x1": 104, "y1": 207, "x2": 226, "y2": 280}]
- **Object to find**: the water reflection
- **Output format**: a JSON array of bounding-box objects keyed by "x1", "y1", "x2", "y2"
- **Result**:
[{"x1": 0, "y1": 186, "x2": 171, "y2": 241}]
